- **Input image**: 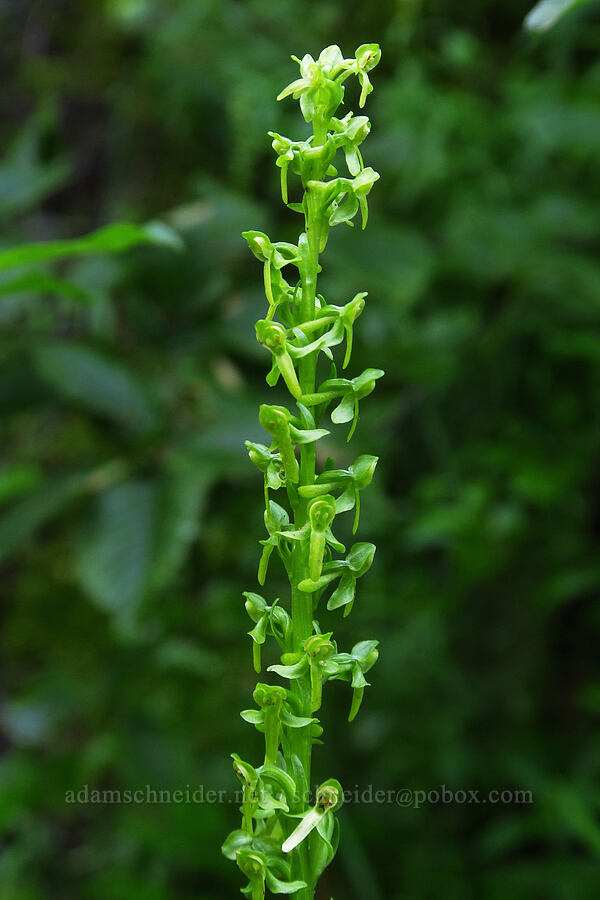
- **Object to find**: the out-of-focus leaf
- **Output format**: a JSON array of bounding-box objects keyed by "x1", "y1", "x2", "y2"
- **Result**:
[
  {"x1": 0, "y1": 473, "x2": 89, "y2": 564},
  {"x1": 0, "y1": 464, "x2": 42, "y2": 503},
  {"x1": 76, "y1": 460, "x2": 212, "y2": 623},
  {"x1": 155, "y1": 640, "x2": 221, "y2": 676},
  {"x1": 75, "y1": 481, "x2": 156, "y2": 623},
  {"x1": 0, "y1": 271, "x2": 91, "y2": 304},
  {"x1": 33, "y1": 341, "x2": 161, "y2": 434},
  {"x1": 148, "y1": 457, "x2": 211, "y2": 592},
  {"x1": 0, "y1": 221, "x2": 182, "y2": 271},
  {"x1": 0, "y1": 112, "x2": 69, "y2": 219},
  {"x1": 525, "y1": 0, "x2": 592, "y2": 31},
  {"x1": 550, "y1": 785, "x2": 600, "y2": 856}
]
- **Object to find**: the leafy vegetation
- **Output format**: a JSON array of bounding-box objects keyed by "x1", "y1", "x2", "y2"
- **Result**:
[{"x1": 1, "y1": 2, "x2": 600, "y2": 898}]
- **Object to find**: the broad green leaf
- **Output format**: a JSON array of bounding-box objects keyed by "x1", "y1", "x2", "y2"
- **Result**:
[
  {"x1": 0, "y1": 221, "x2": 182, "y2": 271},
  {"x1": 0, "y1": 473, "x2": 89, "y2": 564},
  {"x1": 525, "y1": 0, "x2": 592, "y2": 30},
  {"x1": 33, "y1": 341, "x2": 161, "y2": 434}
]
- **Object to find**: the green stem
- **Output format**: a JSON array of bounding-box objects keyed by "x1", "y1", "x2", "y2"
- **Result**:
[{"x1": 287, "y1": 162, "x2": 326, "y2": 900}]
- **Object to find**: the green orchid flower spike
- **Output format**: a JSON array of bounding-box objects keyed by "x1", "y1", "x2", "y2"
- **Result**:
[{"x1": 224, "y1": 42, "x2": 383, "y2": 899}]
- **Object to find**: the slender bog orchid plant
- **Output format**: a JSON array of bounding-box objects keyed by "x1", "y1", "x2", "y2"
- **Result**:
[{"x1": 222, "y1": 44, "x2": 382, "y2": 899}]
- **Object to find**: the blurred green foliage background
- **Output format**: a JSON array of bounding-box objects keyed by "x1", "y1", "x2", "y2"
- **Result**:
[{"x1": 2, "y1": 1, "x2": 600, "y2": 897}]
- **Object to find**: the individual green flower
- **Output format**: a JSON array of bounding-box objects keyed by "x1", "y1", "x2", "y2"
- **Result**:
[
  {"x1": 354, "y1": 43, "x2": 382, "y2": 107},
  {"x1": 268, "y1": 132, "x2": 297, "y2": 204},
  {"x1": 351, "y1": 166, "x2": 380, "y2": 228},
  {"x1": 301, "y1": 368, "x2": 384, "y2": 440},
  {"x1": 298, "y1": 453, "x2": 378, "y2": 532},
  {"x1": 259, "y1": 404, "x2": 299, "y2": 484},
  {"x1": 232, "y1": 753, "x2": 260, "y2": 834},
  {"x1": 243, "y1": 592, "x2": 292, "y2": 673},
  {"x1": 332, "y1": 112, "x2": 371, "y2": 176},
  {"x1": 242, "y1": 231, "x2": 300, "y2": 315},
  {"x1": 282, "y1": 778, "x2": 344, "y2": 853},
  {"x1": 235, "y1": 847, "x2": 308, "y2": 899},
  {"x1": 304, "y1": 633, "x2": 336, "y2": 711},
  {"x1": 255, "y1": 320, "x2": 302, "y2": 398},
  {"x1": 308, "y1": 494, "x2": 338, "y2": 581},
  {"x1": 257, "y1": 500, "x2": 290, "y2": 586},
  {"x1": 295, "y1": 291, "x2": 366, "y2": 369},
  {"x1": 241, "y1": 683, "x2": 317, "y2": 766},
  {"x1": 297, "y1": 541, "x2": 377, "y2": 617},
  {"x1": 323, "y1": 640, "x2": 379, "y2": 720}
]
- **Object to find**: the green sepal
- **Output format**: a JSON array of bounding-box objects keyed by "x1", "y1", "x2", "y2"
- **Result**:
[
  {"x1": 244, "y1": 591, "x2": 268, "y2": 621},
  {"x1": 325, "y1": 526, "x2": 345, "y2": 553},
  {"x1": 240, "y1": 709, "x2": 264, "y2": 727},
  {"x1": 348, "y1": 686, "x2": 364, "y2": 722},
  {"x1": 290, "y1": 753, "x2": 308, "y2": 804},
  {"x1": 248, "y1": 616, "x2": 268, "y2": 645},
  {"x1": 257, "y1": 764, "x2": 297, "y2": 808},
  {"x1": 327, "y1": 570, "x2": 355, "y2": 611},
  {"x1": 232, "y1": 753, "x2": 259, "y2": 789},
  {"x1": 268, "y1": 656, "x2": 309, "y2": 679},
  {"x1": 258, "y1": 541, "x2": 274, "y2": 586},
  {"x1": 265, "y1": 871, "x2": 307, "y2": 894},
  {"x1": 266, "y1": 359, "x2": 281, "y2": 387},
  {"x1": 331, "y1": 393, "x2": 355, "y2": 424},
  {"x1": 222, "y1": 829, "x2": 252, "y2": 860},
  {"x1": 346, "y1": 541, "x2": 376, "y2": 575},
  {"x1": 266, "y1": 500, "x2": 290, "y2": 532},
  {"x1": 288, "y1": 423, "x2": 330, "y2": 443},
  {"x1": 297, "y1": 571, "x2": 339, "y2": 593},
  {"x1": 248, "y1": 614, "x2": 269, "y2": 672},
  {"x1": 279, "y1": 707, "x2": 318, "y2": 728}
]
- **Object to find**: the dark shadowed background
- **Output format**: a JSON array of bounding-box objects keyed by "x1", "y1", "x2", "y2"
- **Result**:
[{"x1": 2, "y1": 1, "x2": 600, "y2": 897}]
